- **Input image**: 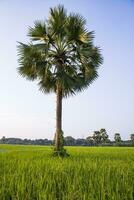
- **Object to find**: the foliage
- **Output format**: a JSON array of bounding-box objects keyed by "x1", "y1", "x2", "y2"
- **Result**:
[
  {"x1": 0, "y1": 137, "x2": 52, "y2": 145},
  {"x1": 64, "y1": 136, "x2": 76, "y2": 146},
  {"x1": 91, "y1": 129, "x2": 109, "y2": 145},
  {"x1": 100, "y1": 128, "x2": 109, "y2": 143},
  {"x1": 0, "y1": 134, "x2": 134, "y2": 147},
  {"x1": 114, "y1": 133, "x2": 121, "y2": 144},
  {"x1": 130, "y1": 134, "x2": 134, "y2": 143},
  {"x1": 92, "y1": 131, "x2": 102, "y2": 144},
  {"x1": 17, "y1": 5, "x2": 103, "y2": 154},
  {"x1": 86, "y1": 136, "x2": 94, "y2": 145},
  {"x1": 0, "y1": 145, "x2": 134, "y2": 200},
  {"x1": 17, "y1": 5, "x2": 103, "y2": 97}
]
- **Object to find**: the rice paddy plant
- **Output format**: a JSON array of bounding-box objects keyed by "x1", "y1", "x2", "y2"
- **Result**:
[{"x1": 0, "y1": 145, "x2": 134, "y2": 200}]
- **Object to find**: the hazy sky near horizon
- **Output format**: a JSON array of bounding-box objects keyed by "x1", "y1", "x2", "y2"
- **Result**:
[{"x1": 0, "y1": 0, "x2": 134, "y2": 140}]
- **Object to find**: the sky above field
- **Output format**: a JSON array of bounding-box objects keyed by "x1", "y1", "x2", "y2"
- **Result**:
[{"x1": 0, "y1": 0, "x2": 134, "y2": 140}]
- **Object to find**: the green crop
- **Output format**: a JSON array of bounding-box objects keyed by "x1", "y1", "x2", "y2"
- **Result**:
[{"x1": 0, "y1": 145, "x2": 134, "y2": 200}]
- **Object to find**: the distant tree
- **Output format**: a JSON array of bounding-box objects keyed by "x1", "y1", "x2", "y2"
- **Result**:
[
  {"x1": 130, "y1": 134, "x2": 134, "y2": 143},
  {"x1": 17, "y1": 5, "x2": 103, "y2": 156},
  {"x1": 1, "y1": 136, "x2": 6, "y2": 143},
  {"x1": 114, "y1": 133, "x2": 121, "y2": 144},
  {"x1": 85, "y1": 136, "x2": 94, "y2": 146},
  {"x1": 76, "y1": 138, "x2": 86, "y2": 146},
  {"x1": 92, "y1": 131, "x2": 102, "y2": 145},
  {"x1": 64, "y1": 136, "x2": 75, "y2": 146},
  {"x1": 23, "y1": 139, "x2": 32, "y2": 145},
  {"x1": 100, "y1": 129, "x2": 109, "y2": 143}
]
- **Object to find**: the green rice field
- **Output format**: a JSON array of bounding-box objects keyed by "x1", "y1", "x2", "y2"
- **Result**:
[{"x1": 0, "y1": 145, "x2": 134, "y2": 200}]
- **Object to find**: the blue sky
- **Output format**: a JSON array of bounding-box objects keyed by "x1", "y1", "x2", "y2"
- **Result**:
[{"x1": 0, "y1": 0, "x2": 134, "y2": 140}]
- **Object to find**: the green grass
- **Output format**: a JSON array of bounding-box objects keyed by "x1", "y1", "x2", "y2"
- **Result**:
[{"x1": 0, "y1": 145, "x2": 134, "y2": 200}]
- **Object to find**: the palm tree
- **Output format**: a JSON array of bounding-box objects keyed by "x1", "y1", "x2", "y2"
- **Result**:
[{"x1": 17, "y1": 5, "x2": 103, "y2": 156}]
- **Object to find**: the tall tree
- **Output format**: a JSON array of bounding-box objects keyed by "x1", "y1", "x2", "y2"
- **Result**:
[
  {"x1": 92, "y1": 131, "x2": 102, "y2": 145},
  {"x1": 100, "y1": 128, "x2": 109, "y2": 143},
  {"x1": 17, "y1": 5, "x2": 103, "y2": 156},
  {"x1": 114, "y1": 133, "x2": 121, "y2": 144}
]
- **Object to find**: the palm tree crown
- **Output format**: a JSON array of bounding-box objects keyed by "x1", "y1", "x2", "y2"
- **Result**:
[{"x1": 18, "y1": 5, "x2": 103, "y2": 97}]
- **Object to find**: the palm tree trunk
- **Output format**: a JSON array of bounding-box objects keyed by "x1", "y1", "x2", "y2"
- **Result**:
[{"x1": 55, "y1": 86, "x2": 62, "y2": 151}]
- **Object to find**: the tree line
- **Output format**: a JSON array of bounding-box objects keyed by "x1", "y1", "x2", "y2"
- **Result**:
[{"x1": 0, "y1": 129, "x2": 134, "y2": 146}]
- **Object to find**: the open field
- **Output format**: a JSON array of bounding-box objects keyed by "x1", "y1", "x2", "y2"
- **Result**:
[{"x1": 0, "y1": 145, "x2": 134, "y2": 200}]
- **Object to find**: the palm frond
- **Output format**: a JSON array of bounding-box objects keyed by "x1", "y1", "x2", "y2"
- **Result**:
[
  {"x1": 28, "y1": 20, "x2": 48, "y2": 41},
  {"x1": 66, "y1": 14, "x2": 90, "y2": 44},
  {"x1": 48, "y1": 5, "x2": 67, "y2": 37},
  {"x1": 17, "y1": 5, "x2": 103, "y2": 97},
  {"x1": 17, "y1": 42, "x2": 49, "y2": 80}
]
